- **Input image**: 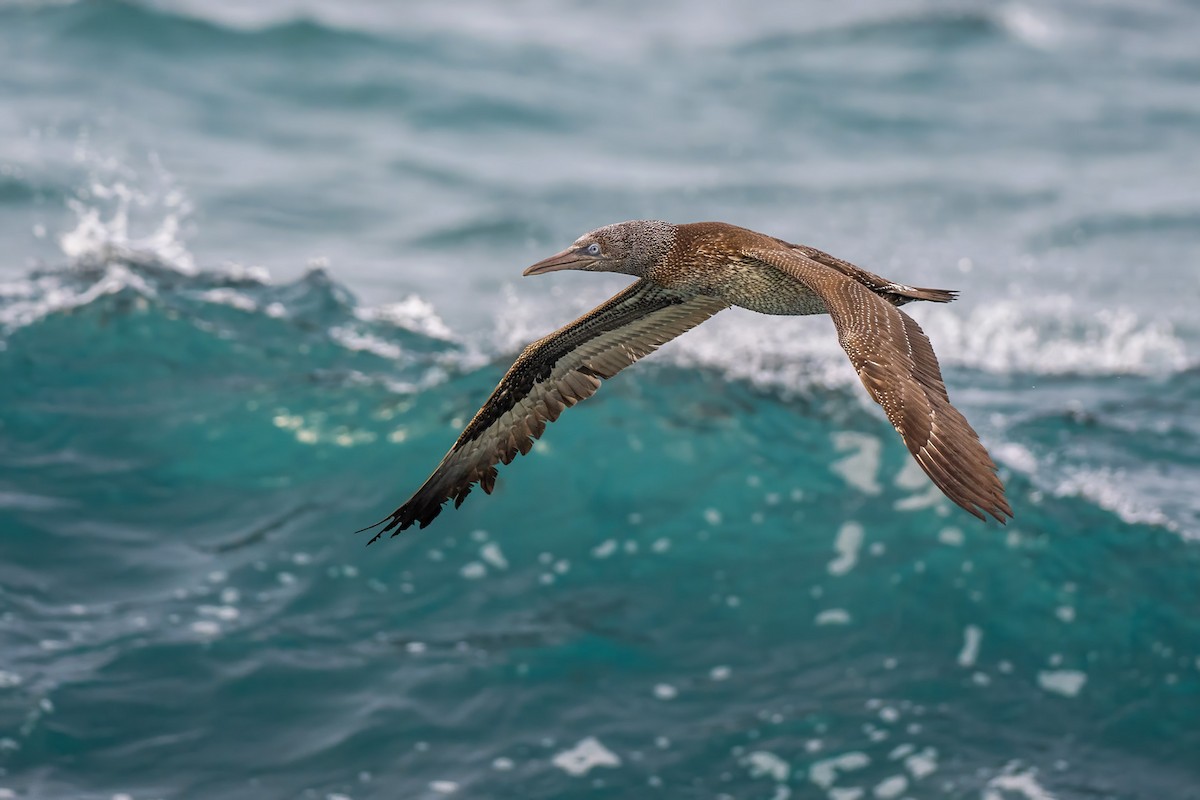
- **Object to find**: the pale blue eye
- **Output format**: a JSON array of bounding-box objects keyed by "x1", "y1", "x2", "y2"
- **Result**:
[{"x1": 586, "y1": 243, "x2": 601, "y2": 256}]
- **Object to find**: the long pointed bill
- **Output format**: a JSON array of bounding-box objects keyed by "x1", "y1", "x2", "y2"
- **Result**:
[{"x1": 523, "y1": 248, "x2": 591, "y2": 276}]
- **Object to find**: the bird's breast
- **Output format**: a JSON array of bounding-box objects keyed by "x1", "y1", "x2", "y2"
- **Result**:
[{"x1": 654, "y1": 257, "x2": 827, "y2": 317}]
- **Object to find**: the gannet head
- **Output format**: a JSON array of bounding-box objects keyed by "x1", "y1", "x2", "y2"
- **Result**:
[{"x1": 524, "y1": 220, "x2": 676, "y2": 278}]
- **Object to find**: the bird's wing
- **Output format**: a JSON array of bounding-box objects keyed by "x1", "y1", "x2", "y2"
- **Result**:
[
  {"x1": 362, "y1": 279, "x2": 728, "y2": 540},
  {"x1": 746, "y1": 245, "x2": 1011, "y2": 522}
]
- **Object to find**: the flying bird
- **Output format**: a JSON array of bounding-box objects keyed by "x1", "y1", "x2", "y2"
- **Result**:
[{"x1": 360, "y1": 221, "x2": 1011, "y2": 542}]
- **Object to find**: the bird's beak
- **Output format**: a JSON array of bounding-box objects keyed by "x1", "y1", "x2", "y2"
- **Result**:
[{"x1": 523, "y1": 247, "x2": 590, "y2": 276}]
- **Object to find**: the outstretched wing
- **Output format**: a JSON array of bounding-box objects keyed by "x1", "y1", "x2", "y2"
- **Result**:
[
  {"x1": 747, "y1": 245, "x2": 1011, "y2": 522},
  {"x1": 361, "y1": 279, "x2": 728, "y2": 541}
]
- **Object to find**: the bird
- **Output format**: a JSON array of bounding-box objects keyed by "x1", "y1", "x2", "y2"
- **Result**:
[{"x1": 359, "y1": 220, "x2": 1011, "y2": 543}]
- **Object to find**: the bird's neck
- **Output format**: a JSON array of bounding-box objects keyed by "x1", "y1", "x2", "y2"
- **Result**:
[{"x1": 618, "y1": 220, "x2": 677, "y2": 278}]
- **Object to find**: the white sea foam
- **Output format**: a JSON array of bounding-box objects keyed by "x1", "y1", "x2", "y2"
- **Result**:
[
  {"x1": 0, "y1": 264, "x2": 157, "y2": 331},
  {"x1": 903, "y1": 747, "x2": 938, "y2": 779},
  {"x1": 153, "y1": 0, "x2": 927, "y2": 59},
  {"x1": 591, "y1": 539, "x2": 618, "y2": 559},
  {"x1": 995, "y1": 443, "x2": 1038, "y2": 475},
  {"x1": 459, "y1": 562, "x2": 486, "y2": 580},
  {"x1": 197, "y1": 605, "x2": 239, "y2": 622},
  {"x1": 669, "y1": 311, "x2": 858, "y2": 393},
  {"x1": 0, "y1": 156, "x2": 197, "y2": 331},
  {"x1": 355, "y1": 295, "x2": 454, "y2": 341},
  {"x1": 551, "y1": 737, "x2": 621, "y2": 776},
  {"x1": 997, "y1": 5, "x2": 1058, "y2": 48},
  {"x1": 921, "y1": 299, "x2": 1190, "y2": 377},
  {"x1": 872, "y1": 775, "x2": 908, "y2": 798},
  {"x1": 828, "y1": 789, "x2": 864, "y2": 800},
  {"x1": 59, "y1": 153, "x2": 195, "y2": 274},
  {"x1": 815, "y1": 609, "x2": 852, "y2": 626},
  {"x1": 938, "y1": 527, "x2": 965, "y2": 546},
  {"x1": 1037, "y1": 669, "x2": 1087, "y2": 697},
  {"x1": 1053, "y1": 467, "x2": 1180, "y2": 533},
  {"x1": 190, "y1": 620, "x2": 220, "y2": 637},
  {"x1": 328, "y1": 327, "x2": 407, "y2": 360},
  {"x1": 809, "y1": 752, "x2": 870, "y2": 789},
  {"x1": 196, "y1": 287, "x2": 258, "y2": 312},
  {"x1": 743, "y1": 750, "x2": 790, "y2": 782},
  {"x1": 827, "y1": 521, "x2": 864, "y2": 576},
  {"x1": 653, "y1": 683, "x2": 678, "y2": 700},
  {"x1": 984, "y1": 767, "x2": 1059, "y2": 800},
  {"x1": 958, "y1": 625, "x2": 983, "y2": 668},
  {"x1": 831, "y1": 433, "x2": 883, "y2": 496},
  {"x1": 480, "y1": 542, "x2": 508, "y2": 570},
  {"x1": 893, "y1": 459, "x2": 929, "y2": 491}
]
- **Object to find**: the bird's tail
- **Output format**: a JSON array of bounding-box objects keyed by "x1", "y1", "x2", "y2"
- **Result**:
[
  {"x1": 885, "y1": 284, "x2": 957, "y2": 304},
  {"x1": 781, "y1": 243, "x2": 957, "y2": 306}
]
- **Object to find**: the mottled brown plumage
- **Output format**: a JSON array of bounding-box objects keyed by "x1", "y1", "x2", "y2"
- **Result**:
[{"x1": 359, "y1": 221, "x2": 1011, "y2": 542}]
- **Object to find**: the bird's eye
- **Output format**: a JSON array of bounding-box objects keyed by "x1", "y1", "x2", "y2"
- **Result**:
[{"x1": 586, "y1": 243, "x2": 601, "y2": 256}]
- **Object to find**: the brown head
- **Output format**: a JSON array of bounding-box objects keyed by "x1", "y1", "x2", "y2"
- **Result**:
[{"x1": 524, "y1": 220, "x2": 676, "y2": 278}]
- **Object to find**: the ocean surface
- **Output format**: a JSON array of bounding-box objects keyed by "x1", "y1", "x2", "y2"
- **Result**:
[{"x1": 2, "y1": 1, "x2": 1199, "y2": 798}]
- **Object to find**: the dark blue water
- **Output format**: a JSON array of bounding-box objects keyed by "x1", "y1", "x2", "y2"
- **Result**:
[{"x1": 2, "y1": 2, "x2": 1199, "y2": 799}]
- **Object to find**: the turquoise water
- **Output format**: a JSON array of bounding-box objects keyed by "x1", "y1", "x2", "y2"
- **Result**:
[{"x1": 2, "y1": 2, "x2": 1199, "y2": 798}]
